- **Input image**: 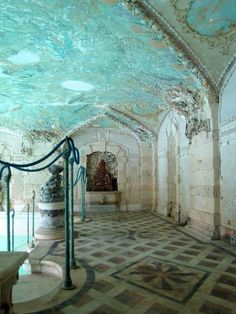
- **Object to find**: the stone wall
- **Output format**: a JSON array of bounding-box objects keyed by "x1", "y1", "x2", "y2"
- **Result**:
[
  {"x1": 220, "y1": 64, "x2": 236, "y2": 234},
  {"x1": 157, "y1": 111, "x2": 190, "y2": 220},
  {"x1": 156, "y1": 105, "x2": 219, "y2": 238},
  {"x1": 71, "y1": 128, "x2": 154, "y2": 211},
  {"x1": 0, "y1": 128, "x2": 156, "y2": 212},
  {"x1": 188, "y1": 127, "x2": 220, "y2": 237},
  {"x1": 0, "y1": 129, "x2": 57, "y2": 211}
]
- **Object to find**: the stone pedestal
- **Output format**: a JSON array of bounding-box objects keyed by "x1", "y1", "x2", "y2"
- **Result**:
[
  {"x1": 85, "y1": 191, "x2": 121, "y2": 212},
  {"x1": 0, "y1": 252, "x2": 28, "y2": 314},
  {"x1": 35, "y1": 202, "x2": 64, "y2": 241}
]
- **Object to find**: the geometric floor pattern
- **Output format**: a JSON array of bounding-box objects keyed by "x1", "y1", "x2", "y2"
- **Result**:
[
  {"x1": 112, "y1": 256, "x2": 208, "y2": 304},
  {"x1": 47, "y1": 211, "x2": 236, "y2": 314}
]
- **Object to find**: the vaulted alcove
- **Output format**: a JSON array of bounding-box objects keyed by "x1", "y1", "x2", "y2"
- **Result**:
[{"x1": 86, "y1": 152, "x2": 118, "y2": 192}]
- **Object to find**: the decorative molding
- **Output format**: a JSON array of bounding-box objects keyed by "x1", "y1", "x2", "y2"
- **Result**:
[
  {"x1": 105, "y1": 107, "x2": 156, "y2": 142},
  {"x1": 219, "y1": 54, "x2": 236, "y2": 97}
]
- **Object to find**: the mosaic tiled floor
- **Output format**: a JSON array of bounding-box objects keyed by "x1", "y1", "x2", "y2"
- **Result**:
[{"x1": 42, "y1": 211, "x2": 236, "y2": 313}]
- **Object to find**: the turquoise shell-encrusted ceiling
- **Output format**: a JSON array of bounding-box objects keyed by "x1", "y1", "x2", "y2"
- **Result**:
[{"x1": 0, "y1": 0, "x2": 214, "y2": 138}]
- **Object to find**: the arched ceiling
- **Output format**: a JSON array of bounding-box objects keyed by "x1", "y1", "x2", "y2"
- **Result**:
[{"x1": 0, "y1": 0, "x2": 235, "y2": 141}]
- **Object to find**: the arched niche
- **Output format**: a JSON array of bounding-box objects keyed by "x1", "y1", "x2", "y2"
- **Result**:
[
  {"x1": 167, "y1": 129, "x2": 178, "y2": 217},
  {"x1": 86, "y1": 151, "x2": 118, "y2": 192},
  {"x1": 71, "y1": 128, "x2": 141, "y2": 211},
  {"x1": 71, "y1": 135, "x2": 136, "y2": 210},
  {"x1": 157, "y1": 88, "x2": 219, "y2": 238},
  {"x1": 157, "y1": 111, "x2": 183, "y2": 219},
  {"x1": 157, "y1": 108, "x2": 214, "y2": 227}
]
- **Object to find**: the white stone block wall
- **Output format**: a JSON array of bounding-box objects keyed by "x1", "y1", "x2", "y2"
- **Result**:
[
  {"x1": 188, "y1": 129, "x2": 220, "y2": 236},
  {"x1": 156, "y1": 107, "x2": 219, "y2": 238},
  {"x1": 220, "y1": 64, "x2": 236, "y2": 233},
  {"x1": 72, "y1": 128, "x2": 151, "y2": 211}
]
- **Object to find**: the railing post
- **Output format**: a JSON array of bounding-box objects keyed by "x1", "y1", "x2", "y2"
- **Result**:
[
  {"x1": 80, "y1": 167, "x2": 86, "y2": 221},
  {"x1": 62, "y1": 143, "x2": 74, "y2": 290},
  {"x1": 31, "y1": 190, "x2": 35, "y2": 248},
  {"x1": 27, "y1": 203, "x2": 30, "y2": 245},
  {"x1": 11, "y1": 208, "x2": 15, "y2": 251},
  {"x1": 4, "y1": 167, "x2": 11, "y2": 251},
  {"x1": 69, "y1": 157, "x2": 77, "y2": 269}
]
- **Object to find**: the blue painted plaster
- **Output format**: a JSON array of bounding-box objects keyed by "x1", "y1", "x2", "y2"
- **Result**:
[
  {"x1": 187, "y1": 0, "x2": 236, "y2": 36},
  {"x1": 0, "y1": 0, "x2": 204, "y2": 133}
]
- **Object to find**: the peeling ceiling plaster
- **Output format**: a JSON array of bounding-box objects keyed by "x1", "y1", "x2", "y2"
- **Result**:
[{"x1": 0, "y1": 0, "x2": 234, "y2": 141}]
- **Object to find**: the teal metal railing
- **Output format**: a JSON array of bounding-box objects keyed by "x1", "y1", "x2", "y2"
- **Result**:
[
  {"x1": 73, "y1": 165, "x2": 87, "y2": 221},
  {"x1": 69, "y1": 157, "x2": 76, "y2": 269},
  {"x1": 31, "y1": 190, "x2": 35, "y2": 248},
  {"x1": 0, "y1": 136, "x2": 83, "y2": 290},
  {"x1": 11, "y1": 208, "x2": 15, "y2": 251},
  {"x1": 26, "y1": 203, "x2": 30, "y2": 245},
  {"x1": 68, "y1": 163, "x2": 87, "y2": 269}
]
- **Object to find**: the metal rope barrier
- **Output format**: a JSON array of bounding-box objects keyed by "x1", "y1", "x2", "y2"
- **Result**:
[{"x1": 0, "y1": 136, "x2": 82, "y2": 289}]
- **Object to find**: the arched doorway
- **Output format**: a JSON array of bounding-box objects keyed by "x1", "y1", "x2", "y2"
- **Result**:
[{"x1": 167, "y1": 131, "x2": 178, "y2": 217}]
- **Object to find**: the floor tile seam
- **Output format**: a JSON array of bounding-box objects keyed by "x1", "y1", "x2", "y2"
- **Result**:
[
  {"x1": 131, "y1": 296, "x2": 186, "y2": 313},
  {"x1": 220, "y1": 271, "x2": 236, "y2": 279},
  {"x1": 90, "y1": 285, "x2": 143, "y2": 311},
  {"x1": 174, "y1": 226, "x2": 236, "y2": 258},
  {"x1": 85, "y1": 291, "x2": 131, "y2": 313},
  {"x1": 78, "y1": 249, "x2": 223, "y2": 266},
  {"x1": 150, "y1": 213, "x2": 208, "y2": 244},
  {"x1": 198, "y1": 253, "x2": 228, "y2": 263},
  {"x1": 214, "y1": 281, "x2": 236, "y2": 293},
  {"x1": 73, "y1": 300, "x2": 118, "y2": 314},
  {"x1": 211, "y1": 242, "x2": 236, "y2": 258},
  {"x1": 195, "y1": 268, "x2": 236, "y2": 277},
  {"x1": 55, "y1": 245, "x2": 165, "y2": 257},
  {"x1": 204, "y1": 294, "x2": 236, "y2": 308},
  {"x1": 91, "y1": 281, "x2": 177, "y2": 305}
]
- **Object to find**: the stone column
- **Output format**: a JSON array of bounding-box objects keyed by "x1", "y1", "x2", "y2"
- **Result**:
[
  {"x1": 35, "y1": 165, "x2": 64, "y2": 241},
  {"x1": 140, "y1": 142, "x2": 154, "y2": 210}
]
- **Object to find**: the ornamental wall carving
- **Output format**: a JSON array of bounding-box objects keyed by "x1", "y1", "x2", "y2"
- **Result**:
[{"x1": 166, "y1": 85, "x2": 209, "y2": 143}]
